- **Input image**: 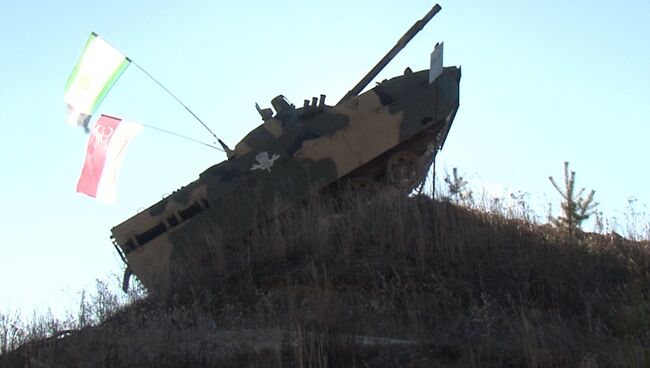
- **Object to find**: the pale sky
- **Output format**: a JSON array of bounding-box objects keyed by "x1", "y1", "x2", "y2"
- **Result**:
[{"x1": 1, "y1": 0, "x2": 649, "y2": 317}]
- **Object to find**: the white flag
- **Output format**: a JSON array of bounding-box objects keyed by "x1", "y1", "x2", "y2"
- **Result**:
[{"x1": 64, "y1": 33, "x2": 130, "y2": 130}]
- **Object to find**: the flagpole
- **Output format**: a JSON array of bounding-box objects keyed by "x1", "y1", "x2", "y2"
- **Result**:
[
  {"x1": 93, "y1": 32, "x2": 232, "y2": 152},
  {"x1": 139, "y1": 122, "x2": 223, "y2": 151},
  {"x1": 131, "y1": 62, "x2": 220, "y2": 141}
]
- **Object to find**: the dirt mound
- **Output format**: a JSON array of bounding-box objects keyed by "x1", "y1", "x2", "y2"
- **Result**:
[{"x1": 2, "y1": 194, "x2": 649, "y2": 367}]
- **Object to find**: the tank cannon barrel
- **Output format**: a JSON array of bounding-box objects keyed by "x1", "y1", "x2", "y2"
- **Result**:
[{"x1": 337, "y1": 4, "x2": 441, "y2": 105}]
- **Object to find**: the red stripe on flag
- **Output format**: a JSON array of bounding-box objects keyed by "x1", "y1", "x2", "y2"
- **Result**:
[{"x1": 76, "y1": 115, "x2": 121, "y2": 198}]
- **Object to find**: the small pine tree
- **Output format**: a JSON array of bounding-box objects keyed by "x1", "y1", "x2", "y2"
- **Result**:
[
  {"x1": 548, "y1": 161, "x2": 599, "y2": 238},
  {"x1": 444, "y1": 167, "x2": 472, "y2": 203}
]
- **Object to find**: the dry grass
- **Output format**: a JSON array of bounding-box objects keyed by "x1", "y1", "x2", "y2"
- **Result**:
[{"x1": 2, "y1": 189, "x2": 649, "y2": 367}]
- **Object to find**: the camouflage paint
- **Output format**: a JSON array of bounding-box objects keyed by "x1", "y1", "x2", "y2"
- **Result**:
[{"x1": 110, "y1": 4, "x2": 461, "y2": 295}]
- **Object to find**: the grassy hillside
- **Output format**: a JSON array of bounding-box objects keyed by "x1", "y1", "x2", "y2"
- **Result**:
[{"x1": 1, "y1": 191, "x2": 649, "y2": 367}]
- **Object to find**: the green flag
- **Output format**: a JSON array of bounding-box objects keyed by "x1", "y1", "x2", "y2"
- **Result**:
[{"x1": 64, "y1": 32, "x2": 130, "y2": 130}]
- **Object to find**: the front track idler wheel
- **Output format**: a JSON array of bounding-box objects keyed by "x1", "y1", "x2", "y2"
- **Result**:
[{"x1": 386, "y1": 151, "x2": 420, "y2": 192}]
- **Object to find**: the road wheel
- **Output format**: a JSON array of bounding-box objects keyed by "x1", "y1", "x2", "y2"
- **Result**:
[
  {"x1": 349, "y1": 176, "x2": 377, "y2": 193},
  {"x1": 386, "y1": 151, "x2": 419, "y2": 191}
]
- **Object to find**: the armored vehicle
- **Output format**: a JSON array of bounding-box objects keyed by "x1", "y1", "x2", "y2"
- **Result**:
[{"x1": 111, "y1": 4, "x2": 460, "y2": 295}]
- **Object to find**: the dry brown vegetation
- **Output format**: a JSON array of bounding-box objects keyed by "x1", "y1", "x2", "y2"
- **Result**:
[{"x1": 1, "y1": 190, "x2": 649, "y2": 367}]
